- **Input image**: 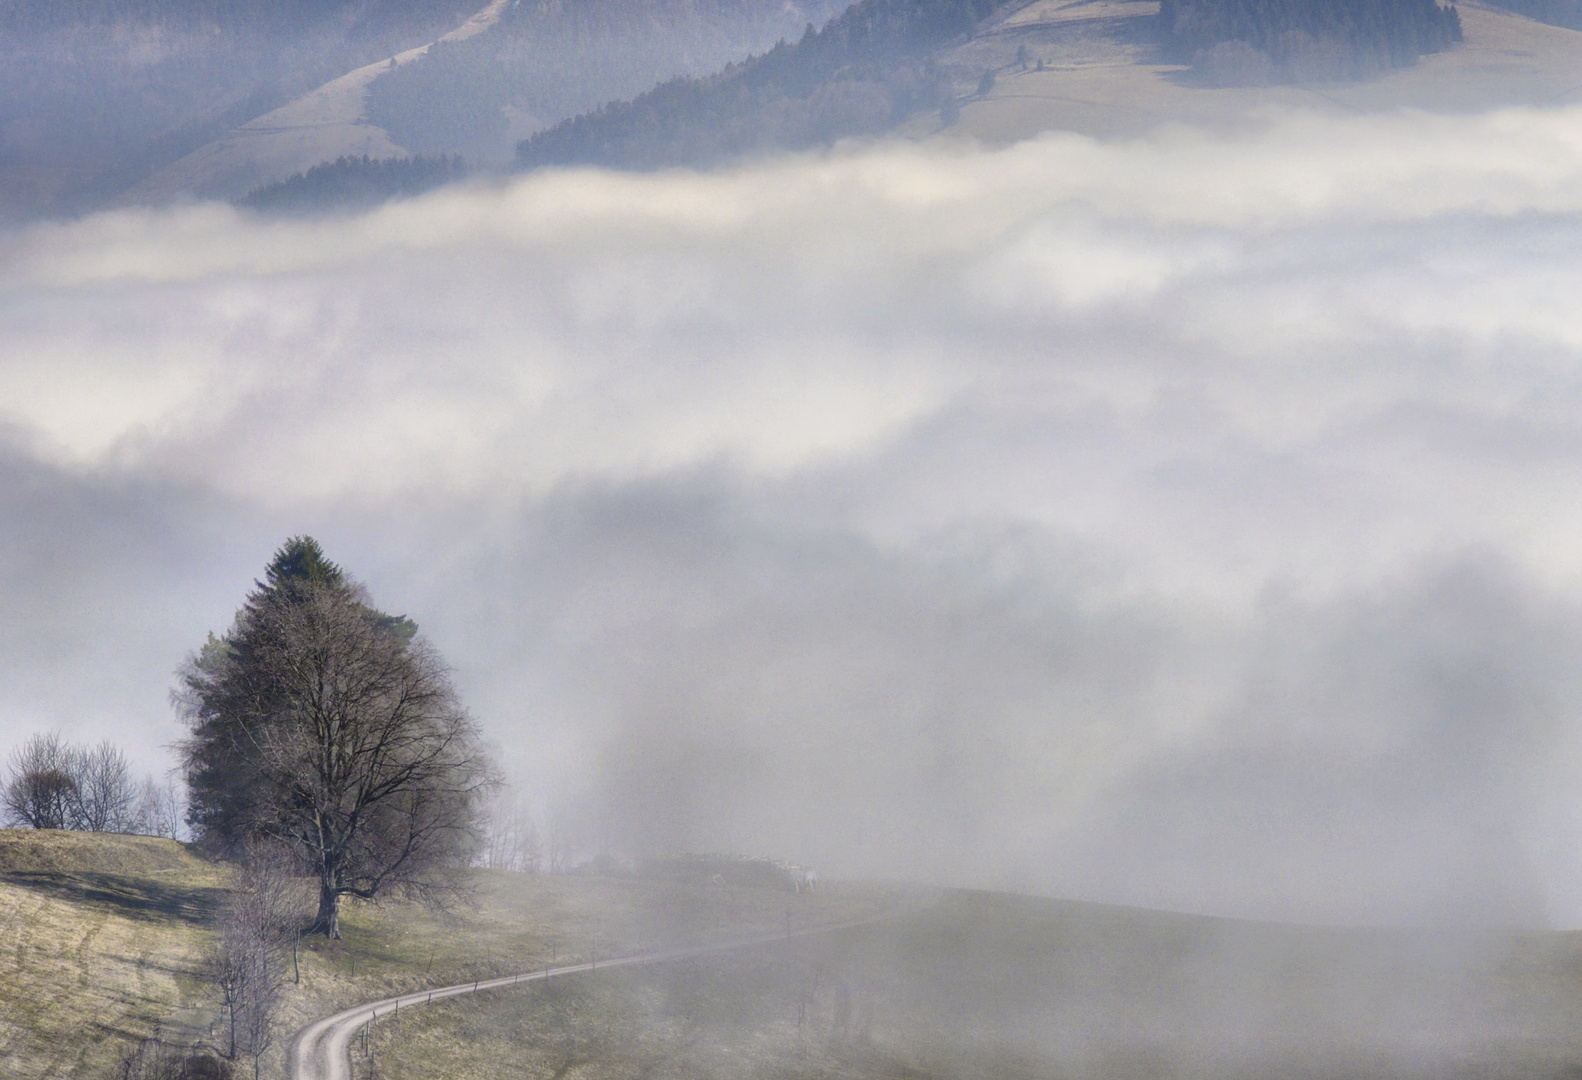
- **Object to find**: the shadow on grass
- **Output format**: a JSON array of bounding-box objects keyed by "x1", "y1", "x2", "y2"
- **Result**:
[{"x1": 0, "y1": 870, "x2": 228, "y2": 924}]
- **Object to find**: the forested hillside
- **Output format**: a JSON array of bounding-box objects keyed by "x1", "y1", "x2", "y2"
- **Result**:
[
  {"x1": 1161, "y1": 0, "x2": 1463, "y2": 83},
  {"x1": 363, "y1": 0, "x2": 850, "y2": 160},
  {"x1": 514, "y1": 0, "x2": 1011, "y2": 171},
  {"x1": 238, "y1": 155, "x2": 470, "y2": 214}
]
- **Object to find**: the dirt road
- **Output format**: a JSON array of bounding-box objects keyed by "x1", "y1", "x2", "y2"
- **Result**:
[{"x1": 289, "y1": 904, "x2": 923, "y2": 1080}]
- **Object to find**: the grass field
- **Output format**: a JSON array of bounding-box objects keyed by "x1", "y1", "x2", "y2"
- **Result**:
[
  {"x1": 0, "y1": 828, "x2": 909, "y2": 1080},
  {"x1": 0, "y1": 830, "x2": 228, "y2": 1079},
  {"x1": 13, "y1": 829, "x2": 1582, "y2": 1080},
  {"x1": 367, "y1": 890, "x2": 1582, "y2": 1080}
]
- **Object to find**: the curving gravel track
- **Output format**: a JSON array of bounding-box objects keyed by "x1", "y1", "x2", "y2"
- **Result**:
[{"x1": 290, "y1": 906, "x2": 921, "y2": 1080}]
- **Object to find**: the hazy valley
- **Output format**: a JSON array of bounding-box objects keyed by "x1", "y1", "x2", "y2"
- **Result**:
[{"x1": 6, "y1": 0, "x2": 1582, "y2": 1079}]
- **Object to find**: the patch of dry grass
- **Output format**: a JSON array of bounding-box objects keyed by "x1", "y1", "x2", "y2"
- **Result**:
[
  {"x1": 0, "y1": 827, "x2": 908, "y2": 1080},
  {"x1": 359, "y1": 944, "x2": 915, "y2": 1080},
  {"x1": 13, "y1": 831, "x2": 1582, "y2": 1080},
  {"x1": 266, "y1": 875, "x2": 912, "y2": 1079},
  {"x1": 0, "y1": 830, "x2": 230, "y2": 1079},
  {"x1": 366, "y1": 891, "x2": 1582, "y2": 1080}
]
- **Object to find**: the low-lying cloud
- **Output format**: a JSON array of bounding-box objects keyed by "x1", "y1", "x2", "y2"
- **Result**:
[{"x1": 5, "y1": 103, "x2": 1582, "y2": 927}]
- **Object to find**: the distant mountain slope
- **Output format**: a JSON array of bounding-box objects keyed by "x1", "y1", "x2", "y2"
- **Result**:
[
  {"x1": 363, "y1": 0, "x2": 851, "y2": 161},
  {"x1": 510, "y1": 0, "x2": 1480, "y2": 172},
  {"x1": 1483, "y1": 0, "x2": 1582, "y2": 27},
  {"x1": 514, "y1": 0, "x2": 1012, "y2": 171},
  {"x1": 0, "y1": 0, "x2": 853, "y2": 216},
  {"x1": 909, "y1": 0, "x2": 1580, "y2": 144},
  {"x1": 121, "y1": 0, "x2": 506, "y2": 204},
  {"x1": 0, "y1": 0, "x2": 475, "y2": 219},
  {"x1": 0, "y1": 0, "x2": 448, "y2": 34}
]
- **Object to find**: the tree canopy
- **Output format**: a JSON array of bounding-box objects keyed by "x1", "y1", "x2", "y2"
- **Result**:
[
  {"x1": 3, "y1": 732, "x2": 142, "y2": 833},
  {"x1": 237, "y1": 155, "x2": 469, "y2": 216},
  {"x1": 178, "y1": 537, "x2": 492, "y2": 937},
  {"x1": 1161, "y1": 0, "x2": 1462, "y2": 82}
]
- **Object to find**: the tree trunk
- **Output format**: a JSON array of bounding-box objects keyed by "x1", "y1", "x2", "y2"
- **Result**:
[{"x1": 310, "y1": 882, "x2": 341, "y2": 939}]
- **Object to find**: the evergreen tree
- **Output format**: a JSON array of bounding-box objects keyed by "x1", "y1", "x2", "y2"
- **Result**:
[{"x1": 178, "y1": 538, "x2": 492, "y2": 937}]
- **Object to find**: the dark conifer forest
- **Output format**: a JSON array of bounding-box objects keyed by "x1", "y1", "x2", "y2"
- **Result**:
[
  {"x1": 364, "y1": 0, "x2": 849, "y2": 159},
  {"x1": 513, "y1": 0, "x2": 1469, "y2": 170},
  {"x1": 514, "y1": 0, "x2": 1010, "y2": 171},
  {"x1": 1161, "y1": 0, "x2": 1463, "y2": 83},
  {"x1": 237, "y1": 155, "x2": 469, "y2": 214}
]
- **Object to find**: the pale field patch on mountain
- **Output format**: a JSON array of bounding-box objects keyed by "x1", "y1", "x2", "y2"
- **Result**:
[
  {"x1": 912, "y1": 0, "x2": 1582, "y2": 143},
  {"x1": 124, "y1": 0, "x2": 508, "y2": 204}
]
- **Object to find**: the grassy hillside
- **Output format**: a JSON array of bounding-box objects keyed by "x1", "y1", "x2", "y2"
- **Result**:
[
  {"x1": 370, "y1": 889, "x2": 1582, "y2": 1080},
  {"x1": 0, "y1": 828, "x2": 907, "y2": 1079},
  {"x1": 904, "y1": 0, "x2": 1582, "y2": 144},
  {"x1": 509, "y1": 0, "x2": 1562, "y2": 173},
  {"x1": 13, "y1": 827, "x2": 1582, "y2": 1080},
  {"x1": 0, "y1": 831, "x2": 228, "y2": 1079},
  {"x1": 0, "y1": 0, "x2": 475, "y2": 221},
  {"x1": 266, "y1": 872, "x2": 909, "y2": 1079}
]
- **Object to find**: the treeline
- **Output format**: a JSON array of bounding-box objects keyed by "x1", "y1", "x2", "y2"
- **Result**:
[
  {"x1": 364, "y1": 0, "x2": 849, "y2": 159},
  {"x1": 237, "y1": 154, "x2": 469, "y2": 214},
  {"x1": 3, "y1": 732, "x2": 181, "y2": 837},
  {"x1": 1161, "y1": 0, "x2": 1463, "y2": 83},
  {"x1": 515, "y1": 0, "x2": 1013, "y2": 171}
]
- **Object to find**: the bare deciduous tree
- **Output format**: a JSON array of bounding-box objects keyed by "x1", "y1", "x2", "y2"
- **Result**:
[
  {"x1": 544, "y1": 810, "x2": 576, "y2": 875},
  {"x1": 75, "y1": 740, "x2": 137, "y2": 832},
  {"x1": 4, "y1": 732, "x2": 79, "y2": 829},
  {"x1": 481, "y1": 790, "x2": 544, "y2": 874},
  {"x1": 4, "y1": 733, "x2": 144, "y2": 833},
  {"x1": 114, "y1": 1026, "x2": 232, "y2": 1080},
  {"x1": 133, "y1": 775, "x2": 184, "y2": 840},
  {"x1": 212, "y1": 844, "x2": 306, "y2": 1076},
  {"x1": 178, "y1": 537, "x2": 494, "y2": 938}
]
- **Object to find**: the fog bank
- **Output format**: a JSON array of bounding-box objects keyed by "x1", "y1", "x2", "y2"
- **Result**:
[{"x1": 4, "y1": 105, "x2": 1582, "y2": 926}]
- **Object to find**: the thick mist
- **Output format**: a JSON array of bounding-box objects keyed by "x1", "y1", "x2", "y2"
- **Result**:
[{"x1": 4, "y1": 105, "x2": 1582, "y2": 926}]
